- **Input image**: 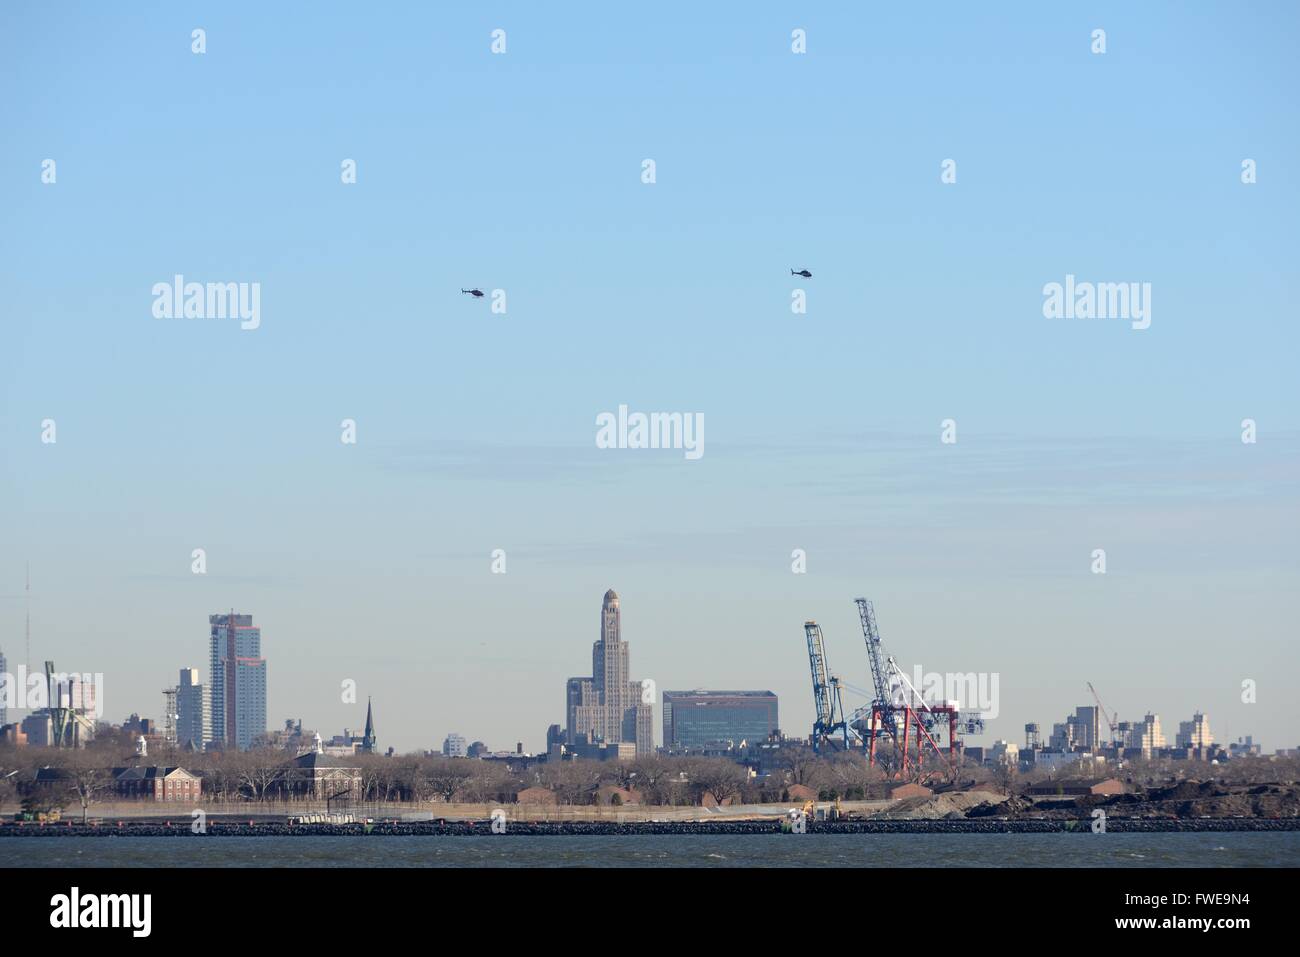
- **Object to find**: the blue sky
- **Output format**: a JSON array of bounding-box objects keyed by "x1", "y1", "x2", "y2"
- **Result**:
[{"x1": 2, "y1": 3, "x2": 1297, "y2": 753}]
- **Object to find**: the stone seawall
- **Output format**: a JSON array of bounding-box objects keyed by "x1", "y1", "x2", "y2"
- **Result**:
[{"x1": 3, "y1": 818, "x2": 1297, "y2": 837}]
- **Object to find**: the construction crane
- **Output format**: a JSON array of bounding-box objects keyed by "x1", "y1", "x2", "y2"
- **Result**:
[
  {"x1": 1087, "y1": 681, "x2": 1121, "y2": 749},
  {"x1": 46, "y1": 661, "x2": 71, "y2": 747},
  {"x1": 44, "y1": 661, "x2": 94, "y2": 748},
  {"x1": 804, "y1": 621, "x2": 851, "y2": 752}
]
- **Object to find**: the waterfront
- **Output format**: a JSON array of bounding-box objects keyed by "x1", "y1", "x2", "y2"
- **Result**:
[{"x1": 3, "y1": 832, "x2": 1298, "y2": 868}]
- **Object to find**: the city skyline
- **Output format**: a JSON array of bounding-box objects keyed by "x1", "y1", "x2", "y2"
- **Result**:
[
  {"x1": 3, "y1": 4, "x2": 1297, "y2": 755},
  {"x1": 0, "y1": 583, "x2": 1282, "y2": 756}
]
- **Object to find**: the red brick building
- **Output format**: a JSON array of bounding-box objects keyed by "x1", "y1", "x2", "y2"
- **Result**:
[{"x1": 111, "y1": 766, "x2": 202, "y2": 801}]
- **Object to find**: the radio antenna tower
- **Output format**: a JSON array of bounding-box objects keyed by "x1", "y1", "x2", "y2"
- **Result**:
[{"x1": 25, "y1": 563, "x2": 31, "y2": 672}]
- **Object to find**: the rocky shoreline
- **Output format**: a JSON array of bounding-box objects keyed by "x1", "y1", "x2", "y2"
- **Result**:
[{"x1": 3, "y1": 818, "x2": 1298, "y2": 837}]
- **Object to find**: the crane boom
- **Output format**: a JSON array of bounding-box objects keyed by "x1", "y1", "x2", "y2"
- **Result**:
[
  {"x1": 1087, "y1": 681, "x2": 1119, "y2": 746},
  {"x1": 854, "y1": 598, "x2": 898, "y2": 740}
]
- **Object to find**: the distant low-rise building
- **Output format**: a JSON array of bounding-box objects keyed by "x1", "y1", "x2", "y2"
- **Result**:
[
  {"x1": 989, "y1": 739, "x2": 1019, "y2": 766},
  {"x1": 1021, "y1": 750, "x2": 1094, "y2": 772},
  {"x1": 20, "y1": 714, "x2": 54, "y2": 747},
  {"x1": 28, "y1": 766, "x2": 76, "y2": 794},
  {"x1": 594, "y1": 785, "x2": 640, "y2": 806},
  {"x1": 112, "y1": 766, "x2": 202, "y2": 801},
  {"x1": 564, "y1": 738, "x2": 636, "y2": 761},
  {"x1": 786, "y1": 783, "x2": 819, "y2": 803},
  {"x1": 0, "y1": 724, "x2": 27, "y2": 746},
  {"x1": 515, "y1": 786, "x2": 557, "y2": 805},
  {"x1": 1228, "y1": 736, "x2": 1261, "y2": 757},
  {"x1": 273, "y1": 746, "x2": 362, "y2": 800},
  {"x1": 257, "y1": 718, "x2": 313, "y2": 753}
]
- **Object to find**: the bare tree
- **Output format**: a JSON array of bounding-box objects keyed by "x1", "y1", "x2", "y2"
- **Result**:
[
  {"x1": 230, "y1": 751, "x2": 282, "y2": 802},
  {"x1": 993, "y1": 762, "x2": 1018, "y2": 794},
  {"x1": 346, "y1": 755, "x2": 387, "y2": 802},
  {"x1": 459, "y1": 763, "x2": 511, "y2": 803},
  {"x1": 62, "y1": 751, "x2": 111, "y2": 823},
  {"x1": 690, "y1": 758, "x2": 747, "y2": 806},
  {"x1": 540, "y1": 760, "x2": 601, "y2": 805},
  {"x1": 195, "y1": 757, "x2": 238, "y2": 803},
  {"x1": 390, "y1": 758, "x2": 427, "y2": 802},
  {"x1": 424, "y1": 759, "x2": 475, "y2": 803},
  {"x1": 824, "y1": 751, "x2": 874, "y2": 798},
  {"x1": 358, "y1": 757, "x2": 406, "y2": 803},
  {"x1": 628, "y1": 756, "x2": 675, "y2": 805},
  {"x1": 779, "y1": 746, "x2": 825, "y2": 788}
]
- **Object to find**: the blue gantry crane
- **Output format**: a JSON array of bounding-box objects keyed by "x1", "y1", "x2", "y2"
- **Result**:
[{"x1": 804, "y1": 620, "x2": 852, "y2": 752}]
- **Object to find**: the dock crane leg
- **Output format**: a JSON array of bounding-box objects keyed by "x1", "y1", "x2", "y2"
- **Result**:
[{"x1": 901, "y1": 706, "x2": 911, "y2": 777}]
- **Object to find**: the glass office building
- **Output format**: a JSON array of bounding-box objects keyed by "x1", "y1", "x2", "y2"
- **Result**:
[{"x1": 662, "y1": 690, "x2": 778, "y2": 750}]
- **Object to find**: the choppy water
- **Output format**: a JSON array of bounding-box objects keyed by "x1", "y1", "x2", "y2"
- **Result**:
[{"x1": 3, "y1": 832, "x2": 1298, "y2": 867}]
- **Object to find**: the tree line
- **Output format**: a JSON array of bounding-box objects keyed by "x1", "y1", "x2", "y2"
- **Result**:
[{"x1": 3, "y1": 732, "x2": 1288, "y2": 813}]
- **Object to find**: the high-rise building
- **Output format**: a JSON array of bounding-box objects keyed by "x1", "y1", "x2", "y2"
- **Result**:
[
  {"x1": 565, "y1": 589, "x2": 653, "y2": 755},
  {"x1": 1176, "y1": 712, "x2": 1212, "y2": 749},
  {"x1": 662, "y1": 690, "x2": 778, "y2": 750},
  {"x1": 1128, "y1": 713, "x2": 1165, "y2": 754},
  {"x1": 1049, "y1": 706, "x2": 1102, "y2": 751},
  {"x1": 442, "y1": 733, "x2": 467, "y2": 757},
  {"x1": 176, "y1": 667, "x2": 209, "y2": 751},
  {"x1": 1074, "y1": 706, "x2": 1101, "y2": 749},
  {"x1": 208, "y1": 613, "x2": 267, "y2": 751},
  {"x1": 0, "y1": 648, "x2": 7, "y2": 727}
]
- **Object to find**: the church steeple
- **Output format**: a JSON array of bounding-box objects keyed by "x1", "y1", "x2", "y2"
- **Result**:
[{"x1": 362, "y1": 697, "x2": 376, "y2": 753}]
